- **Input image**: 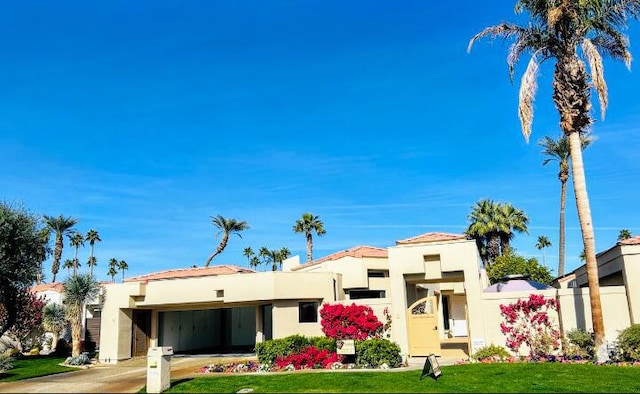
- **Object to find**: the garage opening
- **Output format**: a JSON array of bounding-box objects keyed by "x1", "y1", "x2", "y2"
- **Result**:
[{"x1": 158, "y1": 306, "x2": 256, "y2": 354}]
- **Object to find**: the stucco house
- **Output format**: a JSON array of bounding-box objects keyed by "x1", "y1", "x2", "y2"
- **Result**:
[{"x1": 96, "y1": 232, "x2": 640, "y2": 364}]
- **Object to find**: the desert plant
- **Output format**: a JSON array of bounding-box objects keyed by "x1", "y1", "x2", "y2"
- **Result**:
[
  {"x1": 0, "y1": 353, "x2": 14, "y2": 373},
  {"x1": 473, "y1": 344, "x2": 512, "y2": 361},
  {"x1": 617, "y1": 324, "x2": 640, "y2": 361},
  {"x1": 65, "y1": 352, "x2": 91, "y2": 365},
  {"x1": 355, "y1": 338, "x2": 402, "y2": 368},
  {"x1": 565, "y1": 328, "x2": 594, "y2": 359}
]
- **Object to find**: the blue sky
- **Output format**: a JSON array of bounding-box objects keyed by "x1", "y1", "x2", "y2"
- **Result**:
[{"x1": 2, "y1": 1, "x2": 639, "y2": 283}]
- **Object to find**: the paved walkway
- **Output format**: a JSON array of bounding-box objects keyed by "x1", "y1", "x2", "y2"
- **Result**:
[{"x1": 0, "y1": 354, "x2": 459, "y2": 393}]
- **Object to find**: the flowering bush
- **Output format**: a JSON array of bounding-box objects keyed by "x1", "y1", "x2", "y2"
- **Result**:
[
  {"x1": 274, "y1": 345, "x2": 343, "y2": 370},
  {"x1": 499, "y1": 294, "x2": 561, "y2": 358},
  {"x1": 320, "y1": 303, "x2": 383, "y2": 340}
]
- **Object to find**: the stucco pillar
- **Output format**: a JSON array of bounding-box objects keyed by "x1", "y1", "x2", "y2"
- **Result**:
[{"x1": 255, "y1": 305, "x2": 264, "y2": 344}]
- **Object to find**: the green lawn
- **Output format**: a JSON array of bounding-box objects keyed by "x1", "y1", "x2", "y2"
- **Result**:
[
  {"x1": 164, "y1": 363, "x2": 640, "y2": 393},
  {"x1": 0, "y1": 355, "x2": 75, "y2": 382}
]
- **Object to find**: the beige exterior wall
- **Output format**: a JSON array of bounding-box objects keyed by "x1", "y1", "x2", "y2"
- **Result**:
[{"x1": 388, "y1": 238, "x2": 485, "y2": 357}]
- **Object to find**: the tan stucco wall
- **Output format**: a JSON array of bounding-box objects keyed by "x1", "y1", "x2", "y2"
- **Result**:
[
  {"x1": 388, "y1": 238, "x2": 485, "y2": 357},
  {"x1": 271, "y1": 300, "x2": 324, "y2": 338}
]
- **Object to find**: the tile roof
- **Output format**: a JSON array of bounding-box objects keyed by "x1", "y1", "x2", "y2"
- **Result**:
[
  {"x1": 292, "y1": 246, "x2": 388, "y2": 271},
  {"x1": 124, "y1": 265, "x2": 255, "y2": 282},
  {"x1": 30, "y1": 282, "x2": 64, "y2": 293},
  {"x1": 395, "y1": 232, "x2": 468, "y2": 245},
  {"x1": 618, "y1": 235, "x2": 640, "y2": 245}
]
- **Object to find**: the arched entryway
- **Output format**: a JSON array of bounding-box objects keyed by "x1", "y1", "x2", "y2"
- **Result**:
[{"x1": 406, "y1": 296, "x2": 441, "y2": 356}]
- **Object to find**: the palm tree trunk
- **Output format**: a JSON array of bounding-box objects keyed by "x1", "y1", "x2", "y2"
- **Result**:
[
  {"x1": 71, "y1": 312, "x2": 82, "y2": 357},
  {"x1": 205, "y1": 234, "x2": 229, "y2": 267},
  {"x1": 568, "y1": 131, "x2": 608, "y2": 362},
  {"x1": 52, "y1": 234, "x2": 63, "y2": 283},
  {"x1": 306, "y1": 233, "x2": 313, "y2": 262},
  {"x1": 90, "y1": 245, "x2": 95, "y2": 276},
  {"x1": 558, "y1": 179, "x2": 567, "y2": 276}
]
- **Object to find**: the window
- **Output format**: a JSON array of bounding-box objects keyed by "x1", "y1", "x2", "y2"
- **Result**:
[
  {"x1": 298, "y1": 301, "x2": 318, "y2": 323},
  {"x1": 349, "y1": 290, "x2": 386, "y2": 299},
  {"x1": 367, "y1": 270, "x2": 387, "y2": 278}
]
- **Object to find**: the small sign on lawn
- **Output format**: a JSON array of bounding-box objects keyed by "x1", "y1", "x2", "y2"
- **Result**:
[
  {"x1": 336, "y1": 339, "x2": 355, "y2": 355},
  {"x1": 420, "y1": 354, "x2": 442, "y2": 380}
]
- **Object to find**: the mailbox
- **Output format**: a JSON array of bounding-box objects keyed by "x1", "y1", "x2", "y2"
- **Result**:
[{"x1": 146, "y1": 346, "x2": 173, "y2": 393}]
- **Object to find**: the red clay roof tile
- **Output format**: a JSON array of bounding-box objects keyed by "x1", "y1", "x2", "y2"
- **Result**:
[
  {"x1": 292, "y1": 246, "x2": 388, "y2": 271},
  {"x1": 124, "y1": 265, "x2": 254, "y2": 282},
  {"x1": 395, "y1": 232, "x2": 468, "y2": 245},
  {"x1": 619, "y1": 235, "x2": 640, "y2": 246}
]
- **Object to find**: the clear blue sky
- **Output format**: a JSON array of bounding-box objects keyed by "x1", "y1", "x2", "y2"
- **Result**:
[{"x1": 2, "y1": 1, "x2": 639, "y2": 283}]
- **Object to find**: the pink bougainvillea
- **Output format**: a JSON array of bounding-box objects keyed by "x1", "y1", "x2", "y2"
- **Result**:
[
  {"x1": 275, "y1": 346, "x2": 343, "y2": 369},
  {"x1": 499, "y1": 294, "x2": 561, "y2": 358},
  {"x1": 319, "y1": 303, "x2": 383, "y2": 340}
]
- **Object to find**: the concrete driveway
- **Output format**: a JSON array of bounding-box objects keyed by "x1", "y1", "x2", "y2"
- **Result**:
[{"x1": 0, "y1": 355, "x2": 240, "y2": 393}]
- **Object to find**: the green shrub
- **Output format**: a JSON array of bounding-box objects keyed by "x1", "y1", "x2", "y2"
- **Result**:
[
  {"x1": 472, "y1": 344, "x2": 511, "y2": 361},
  {"x1": 0, "y1": 354, "x2": 14, "y2": 372},
  {"x1": 564, "y1": 329, "x2": 594, "y2": 359},
  {"x1": 255, "y1": 335, "x2": 315, "y2": 364},
  {"x1": 355, "y1": 338, "x2": 402, "y2": 368},
  {"x1": 307, "y1": 336, "x2": 336, "y2": 353},
  {"x1": 53, "y1": 338, "x2": 71, "y2": 357},
  {"x1": 617, "y1": 324, "x2": 640, "y2": 361}
]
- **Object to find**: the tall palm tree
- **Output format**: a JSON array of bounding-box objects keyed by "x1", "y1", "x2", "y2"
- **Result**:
[
  {"x1": 293, "y1": 213, "x2": 326, "y2": 262},
  {"x1": 63, "y1": 259, "x2": 75, "y2": 278},
  {"x1": 108, "y1": 258, "x2": 119, "y2": 283},
  {"x1": 42, "y1": 303, "x2": 67, "y2": 351},
  {"x1": 243, "y1": 247, "x2": 261, "y2": 271},
  {"x1": 118, "y1": 260, "x2": 128, "y2": 283},
  {"x1": 259, "y1": 247, "x2": 291, "y2": 272},
  {"x1": 205, "y1": 215, "x2": 249, "y2": 267},
  {"x1": 535, "y1": 235, "x2": 552, "y2": 268},
  {"x1": 618, "y1": 229, "x2": 632, "y2": 241},
  {"x1": 466, "y1": 199, "x2": 529, "y2": 268},
  {"x1": 468, "y1": 0, "x2": 639, "y2": 361},
  {"x1": 68, "y1": 231, "x2": 85, "y2": 276},
  {"x1": 85, "y1": 229, "x2": 101, "y2": 276},
  {"x1": 43, "y1": 215, "x2": 78, "y2": 283},
  {"x1": 62, "y1": 273, "x2": 101, "y2": 357},
  {"x1": 36, "y1": 228, "x2": 51, "y2": 285},
  {"x1": 539, "y1": 134, "x2": 593, "y2": 276},
  {"x1": 87, "y1": 256, "x2": 97, "y2": 277}
]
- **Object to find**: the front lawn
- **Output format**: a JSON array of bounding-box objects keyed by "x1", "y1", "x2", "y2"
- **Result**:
[
  {"x1": 0, "y1": 355, "x2": 74, "y2": 382},
  {"x1": 164, "y1": 363, "x2": 640, "y2": 393}
]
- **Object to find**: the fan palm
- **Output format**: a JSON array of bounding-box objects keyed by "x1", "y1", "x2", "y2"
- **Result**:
[
  {"x1": 618, "y1": 229, "x2": 632, "y2": 241},
  {"x1": 85, "y1": 229, "x2": 101, "y2": 276},
  {"x1": 539, "y1": 134, "x2": 593, "y2": 276},
  {"x1": 62, "y1": 273, "x2": 101, "y2": 357},
  {"x1": 62, "y1": 259, "x2": 75, "y2": 278},
  {"x1": 466, "y1": 199, "x2": 529, "y2": 268},
  {"x1": 108, "y1": 258, "x2": 119, "y2": 283},
  {"x1": 259, "y1": 247, "x2": 291, "y2": 272},
  {"x1": 68, "y1": 231, "x2": 85, "y2": 276},
  {"x1": 535, "y1": 235, "x2": 552, "y2": 268},
  {"x1": 43, "y1": 215, "x2": 78, "y2": 282},
  {"x1": 205, "y1": 215, "x2": 249, "y2": 267},
  {"x1": 118, "y1": 260, "x2": 128, "y2": 283},
  {"x1": 293, "y1": 213, "x2": 326, "y2": 262},
  {"x1": 468, "y1": 0, "x2": 640, "y2": 361},
  {"x1": 42, "y1": 303, "x2": 67, "y2": 351}
]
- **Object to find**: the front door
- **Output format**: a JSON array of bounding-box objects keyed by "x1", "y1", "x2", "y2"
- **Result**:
[
  {"x1": 407, "y1": 296, "x2": 441, "y2": 356},
  {"x1": 132, "y1": 310, "x2": 151, "y2": 357}
]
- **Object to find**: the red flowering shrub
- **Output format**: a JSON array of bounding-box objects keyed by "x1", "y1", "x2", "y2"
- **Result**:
[
  {"x1": 499, "y1": 294, "x2": 561, "y2": 358},
  {"x1": 0, "y1": 290, "x2": 46, "y2": 349},
  {"x1": 274, "y1": 346, "x2": 343, "y2": 369},
  {"x1": 320, "y1": 303, "x2": 383, "y2": 340}
]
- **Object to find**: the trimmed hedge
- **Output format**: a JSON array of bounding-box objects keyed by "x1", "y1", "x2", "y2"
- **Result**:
[
  {"x1": 355, "y1": 338, "x2": 402, "y2": 368},
  {"x1": 255, "y1": 335, "x2": 336, "y2": 364},
  {"x1": 618, "y1": 324, "x2": 640, "y2": 361}
]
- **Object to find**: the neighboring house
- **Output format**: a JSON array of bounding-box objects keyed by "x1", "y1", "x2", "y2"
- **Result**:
[
  {"x1": 31, "y1": 281, "x2": 105, "y2": 350},
  {"x1": 97, "y1": 232, "x2": 640, "y2": 363}
]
